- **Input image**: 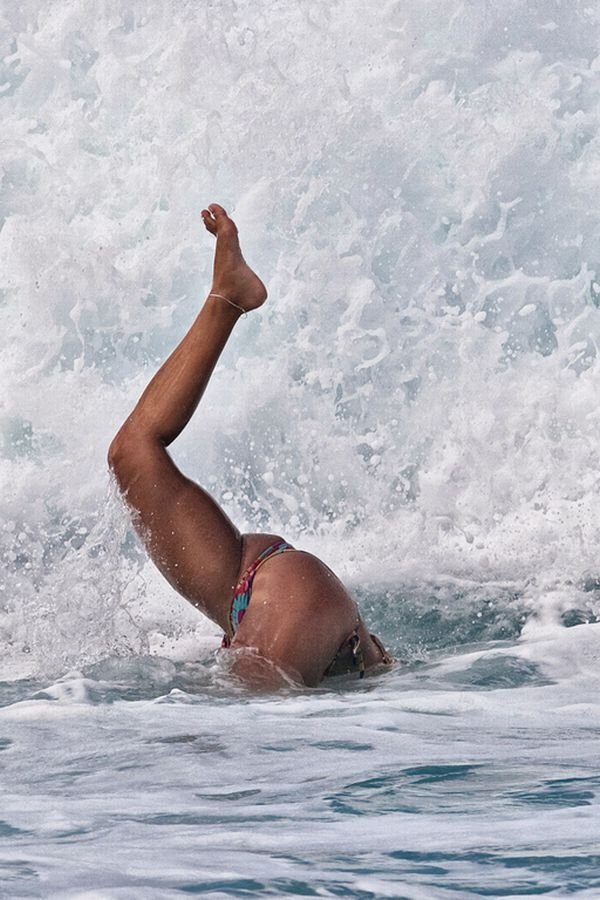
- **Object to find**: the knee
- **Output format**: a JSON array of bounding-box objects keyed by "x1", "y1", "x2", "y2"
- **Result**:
[
  {"x1": 107, "y1": 429, "x2": 124, "y2": 471},
  {"x1": 108, "y1": 423, "x2": 165, "y2": 492},
  {"x1": 107, "y1": 426, "x2": 137, "y2": 486}
]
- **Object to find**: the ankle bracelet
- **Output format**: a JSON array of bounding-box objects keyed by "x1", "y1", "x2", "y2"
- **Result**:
[{"x1": 208, "y1": 292, "x2": 247, "y2": 317}]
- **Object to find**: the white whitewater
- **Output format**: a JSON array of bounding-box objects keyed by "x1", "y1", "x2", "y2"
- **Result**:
[{"x1": 1, "y1": 2, "x2": 600, "y2": 896}]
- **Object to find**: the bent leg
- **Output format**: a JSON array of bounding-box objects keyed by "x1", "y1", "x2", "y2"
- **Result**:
[
  {"x1": 109, "y1": 432, "x2": 242, "y2": 627},
  {"x1": 108, "y1": 204, "x2": 267, "y2": 628}
]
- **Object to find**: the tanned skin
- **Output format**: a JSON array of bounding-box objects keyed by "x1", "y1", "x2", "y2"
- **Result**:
[{"x1": 108, "y1": 204, "x2": 389, "y2": 687}]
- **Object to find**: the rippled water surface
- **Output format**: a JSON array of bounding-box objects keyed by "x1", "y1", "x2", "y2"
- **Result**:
[
  {"x1": 3, "y1": 621, "x2": 600, "y2": 897},
  {"x1": 3, "y1": 0, "x2": 600, "y2": 896}
]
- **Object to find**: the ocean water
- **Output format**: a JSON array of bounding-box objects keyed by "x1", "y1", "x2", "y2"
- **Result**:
[{"x1": 2, "y1": 0, "x2": 600, "y2": 896}]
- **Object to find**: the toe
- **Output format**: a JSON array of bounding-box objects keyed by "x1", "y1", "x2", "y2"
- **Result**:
[
  {"x1": 208, "y1": 203, "x2": 228, "y2": 219},
  {"x1": 201, "y1": 209, "x2": 217, "y2": 234}
]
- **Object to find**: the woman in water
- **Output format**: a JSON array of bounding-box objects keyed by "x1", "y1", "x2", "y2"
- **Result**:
[{"x1": 108, "y1": 204, "x2": 392, "y2": 687}]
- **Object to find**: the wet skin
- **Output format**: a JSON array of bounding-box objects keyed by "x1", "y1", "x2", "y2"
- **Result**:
[{"x1": 108, "y1": 204, "x2": 389, "y2": 687}]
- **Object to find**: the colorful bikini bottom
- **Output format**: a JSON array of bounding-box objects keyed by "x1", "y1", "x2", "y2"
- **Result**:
[{"x1": 222, "y1": 539, "x2": 392, "y2": 678}]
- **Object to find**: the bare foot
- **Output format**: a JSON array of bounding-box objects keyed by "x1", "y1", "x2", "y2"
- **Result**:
[{"x1": 201, "y1": 203, "x2": 267, "y2": 312}]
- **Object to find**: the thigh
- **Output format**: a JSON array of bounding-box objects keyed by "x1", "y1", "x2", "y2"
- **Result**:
[{"x1": 110, "y1": 434, "x2": 242, "y2": 621}]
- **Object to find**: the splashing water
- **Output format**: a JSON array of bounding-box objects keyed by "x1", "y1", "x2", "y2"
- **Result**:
[
  {"x1": 3, "y1": 0, "x2": 600, "y2": 676},
  {"x1": 4, "y1": 4, "x2": 600, "y2": 897}
]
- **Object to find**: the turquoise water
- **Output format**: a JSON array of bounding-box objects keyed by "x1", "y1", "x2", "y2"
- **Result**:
[
  {"x1": 3, "y1": 0, "x2": 600, "y2": 895},
  {"x1": 2, "y1": 596, "x2": 600, "y2": 897}
]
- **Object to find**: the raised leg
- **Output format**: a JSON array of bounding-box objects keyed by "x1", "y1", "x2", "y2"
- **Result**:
[{"x1": 108, "y1": 205, "x2": 267, "y2": 630}]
